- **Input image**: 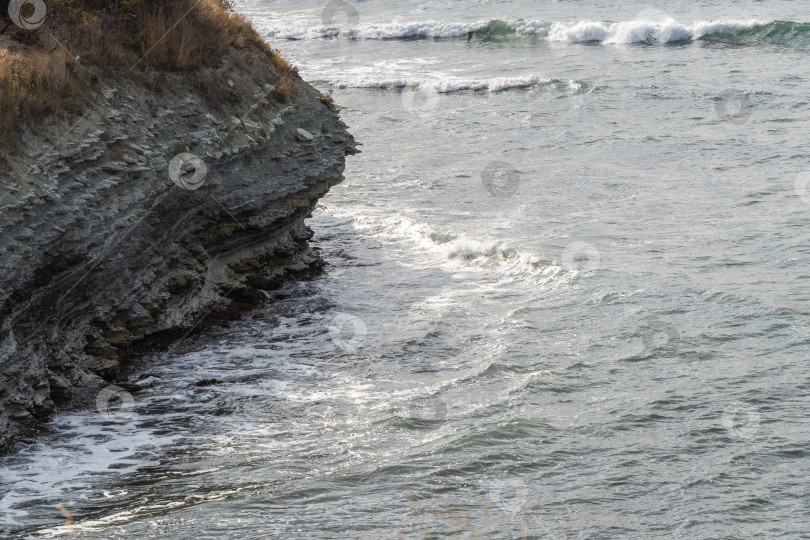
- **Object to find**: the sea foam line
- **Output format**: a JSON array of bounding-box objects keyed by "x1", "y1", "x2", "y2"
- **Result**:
[
  {"x1": 322, "y1": 209, "x2": 565, "y2": 285},
  {"x1": 547, "y1": 18, "x2": 765, "y2": 43},
  {"x1": 328, "y1": 75, "x2": 557, "y2": 93},
  {"x1": 265, "y1": 18, "x2": 771, "y2": 42}
]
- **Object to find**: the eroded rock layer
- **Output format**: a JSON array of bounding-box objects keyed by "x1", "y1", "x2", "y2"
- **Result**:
[{"x1": 0, "y1": 47, "x2": 356, "y2": 453}]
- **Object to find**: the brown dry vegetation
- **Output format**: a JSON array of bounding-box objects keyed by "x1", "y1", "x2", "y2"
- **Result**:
[
  {"x1": 0, "y1": 36, "x2": 80, "y2": 135},
  {"x1": 272, "y1": 77, "x2": 295, "y2": 103},
  {"x1": 0, "y1": 0, "x2": 297, "y2": 141},
  {"x1": 319, "y1": 89, "x2": 335, "y2": 108}
]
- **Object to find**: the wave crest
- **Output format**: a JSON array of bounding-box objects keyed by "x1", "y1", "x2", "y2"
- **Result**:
[
  {"x1": 265, "y1": 18, "x2": 808, "y2": 44},
  {"x1": 329, "y1": 75, "x2": 568, "y2": 93},
  {"x1": 547, "y1": 18, "x2": 764, "y2": 43}
]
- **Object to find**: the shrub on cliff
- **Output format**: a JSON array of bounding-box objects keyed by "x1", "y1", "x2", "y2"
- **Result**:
[{"x1": 0, "y1": 0, "x2": 295, "y2": 141}]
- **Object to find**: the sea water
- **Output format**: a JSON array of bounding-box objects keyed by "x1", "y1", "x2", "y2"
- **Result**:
[{"x1": 2, "y1": 0, "x2": 810, "y2": 537}]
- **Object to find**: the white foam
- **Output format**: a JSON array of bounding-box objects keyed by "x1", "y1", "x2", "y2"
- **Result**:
[
  {"x1": 548, "y1": 18, "x2": 765, "y2": 43},
  {"x1": 433, "y1": 76, "x2": 546, "y2": 93},
  {"x1": 261, "y1": 18, "x2": 543, "y2": 41},
  {"x1": 548, "y1": 21, "x2": 610, "y2": 43},
  {"x1": 343, "y1": 20, "x2": 491, "y2": 40},
  {"x1": 0, "y1": 410, "x2": 174, "y2": 528},
  {"x1": 262, "y1": 17, "x2": 766, "y2": 42},
  {"x1": 511, "y1": 20, "x2": 552, "y2": 36},
  {"x1": 690, "y1": 19, "x2": 764, "y2": 39},
  {"x1": 329, "y1": 74, "x2": 552, "y2": 93},
  {"x1": 321, "y1": 209, "x2": 564, "y2": 286},
  {"x1": 264, "y1": 19, "x2": 492, "y2": 40}
]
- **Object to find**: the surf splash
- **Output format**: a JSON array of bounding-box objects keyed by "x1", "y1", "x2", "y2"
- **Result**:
[{"x1": 265, "y1": 18, "x2": 810, "y2": 45}]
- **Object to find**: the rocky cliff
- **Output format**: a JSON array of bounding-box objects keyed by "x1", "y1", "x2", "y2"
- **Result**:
[{"x1": 0, "y1": 29, "x2": 356, "y2": 452}]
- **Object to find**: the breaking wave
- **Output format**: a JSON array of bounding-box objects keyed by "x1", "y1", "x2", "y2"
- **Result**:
[
  {"x1": 265, "y1": 18, "x2": 810, "y2": 45},
  {"x1": 326, "y1": 75, "x2": 577, "y2": 93}
]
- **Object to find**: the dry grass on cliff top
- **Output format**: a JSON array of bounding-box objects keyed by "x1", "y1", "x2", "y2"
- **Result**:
[{"x1": 0, "y1": 0, "x2": 298, "y2": 142}]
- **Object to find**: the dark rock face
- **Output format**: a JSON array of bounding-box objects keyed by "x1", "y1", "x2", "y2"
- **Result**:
[{"x1": 0, "y1": 48, "x2": 356, "y2": 453}]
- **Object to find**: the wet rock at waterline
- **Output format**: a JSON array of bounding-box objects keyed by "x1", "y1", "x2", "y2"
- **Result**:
[{"x1": 0, "y1": 46, "x2": 356, "y2": 454}]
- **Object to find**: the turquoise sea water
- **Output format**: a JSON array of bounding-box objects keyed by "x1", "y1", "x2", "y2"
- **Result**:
[{"x1": 2, "y1": 1, "x2": 810, "y2": 538}]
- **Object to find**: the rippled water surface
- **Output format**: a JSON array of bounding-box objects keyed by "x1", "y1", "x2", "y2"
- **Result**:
[{"x1": 2, "y1": 0, "x2": 810, "y2": 538}]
